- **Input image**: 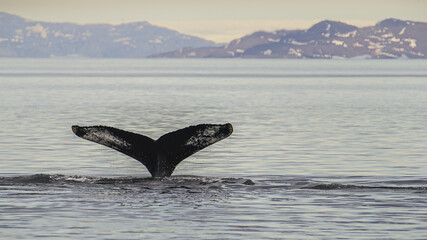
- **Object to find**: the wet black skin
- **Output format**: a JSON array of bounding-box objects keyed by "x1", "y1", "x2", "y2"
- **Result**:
[{"x1": 72, "y1": 123, "x2": 233, "y2": 177}]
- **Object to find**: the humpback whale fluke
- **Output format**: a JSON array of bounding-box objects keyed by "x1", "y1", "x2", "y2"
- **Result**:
[{"x1": 72, "y1": 123, "x2": 233, "y2": 177}]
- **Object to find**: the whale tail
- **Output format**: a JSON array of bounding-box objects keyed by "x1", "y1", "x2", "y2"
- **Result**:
[{"x1": 72, "y1": 123, "x2": 233, "y2": 177}]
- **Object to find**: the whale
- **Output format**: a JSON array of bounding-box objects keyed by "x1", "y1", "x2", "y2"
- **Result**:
[{"x1": 72, "y1": 123, "x2": 233, "y2": 177}]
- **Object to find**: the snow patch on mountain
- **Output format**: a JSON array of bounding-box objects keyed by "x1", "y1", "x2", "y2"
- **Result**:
[
  {"x1": 25, "y1": 24, "x2": 48, "y2": 38},
  {"x1": 404, "y1": 39, "x2": 416, "y2": 48}
]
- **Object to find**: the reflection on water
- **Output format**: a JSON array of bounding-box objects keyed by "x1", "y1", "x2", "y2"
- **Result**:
[{"x1": 0, "y1": 59, "x2": 426, "y2": 239}]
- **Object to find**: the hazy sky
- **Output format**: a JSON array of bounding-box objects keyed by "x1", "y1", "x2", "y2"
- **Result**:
[{"x1": 1, "y1": 0, "x2": 426, "y2": 42}]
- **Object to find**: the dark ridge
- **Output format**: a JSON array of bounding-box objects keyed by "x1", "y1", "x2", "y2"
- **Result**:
[
  {"x1": 307, "y1": 20, "x2": 358, "y2": 35},
  {"x1": 308, "y1": 183, "x2": 426, "y2": 191},
  {"x1": 376, "y1": 18, "x2": 412, "y2": 28}
]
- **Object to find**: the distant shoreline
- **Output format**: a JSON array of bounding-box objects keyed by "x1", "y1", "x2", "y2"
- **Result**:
[{"x1": 1, "y1": 12, "x2": 426, "y2": 59}]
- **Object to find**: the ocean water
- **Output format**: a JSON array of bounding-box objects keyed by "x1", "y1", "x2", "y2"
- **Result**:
[{"x1": 0, "y1": 58, "x2": 426, "y2": 239}]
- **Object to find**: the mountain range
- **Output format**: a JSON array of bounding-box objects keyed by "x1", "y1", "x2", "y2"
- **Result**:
[
  {"x1": 0, "y1": 12, "x2": 217, "y2": 58},
  {"x1": 0, "y1": 12, "x2": 426, "y2": 59},
  {"x1": 153, "y1": 19, "x2": 427, "y2": 59}
]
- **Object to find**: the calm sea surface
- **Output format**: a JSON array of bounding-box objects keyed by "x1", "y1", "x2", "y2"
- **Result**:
[{"x1": 0, "y1": 58, "x2": 426, "y2": 239}]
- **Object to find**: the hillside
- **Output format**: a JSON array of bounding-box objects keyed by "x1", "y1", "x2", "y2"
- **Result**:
[
  {"x1": 152, "y1": 19, "x2": 427, "y2": 59},
  {"x1": 0, "y1": 12, "x2": 217, "y2": 58}
]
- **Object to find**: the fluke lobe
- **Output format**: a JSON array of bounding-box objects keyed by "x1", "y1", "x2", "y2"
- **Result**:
[{"x1": 72, "y1": 123, "x2": 233, "y2": 177}]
